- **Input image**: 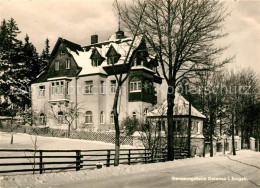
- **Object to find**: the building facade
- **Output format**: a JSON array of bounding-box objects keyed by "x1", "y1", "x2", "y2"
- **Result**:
[{"x1": 31, "y1": 31, "x2": 162, "y2": 131}]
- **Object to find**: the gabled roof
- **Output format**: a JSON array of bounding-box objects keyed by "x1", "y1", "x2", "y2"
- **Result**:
[
  {"x1": 147, "y1": 92, "x2": 206, "y2": 119},
  {"x1": 51, "y1": 37, "x2": 83, "y2": 57},
  {"x1": 36, "y1": 33, "x2": 160, "y2": 79}
]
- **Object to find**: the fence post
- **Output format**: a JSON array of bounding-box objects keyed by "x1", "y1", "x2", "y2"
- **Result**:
[
  {"x1": 76, "y1": 150, "x2": 81, "y2": 171},
  {"x1": 128, "y1": 150, "x2": 131, "y2": 165},
  {"x1": 144, "y1": 149, "x2": 147, "y2": 164},
  {"x1": 39, "y1": 150, "x2": 43, "y2": 174},
  {"x1": 106, "y1": 150, "x2": 111, "y2": 167}
]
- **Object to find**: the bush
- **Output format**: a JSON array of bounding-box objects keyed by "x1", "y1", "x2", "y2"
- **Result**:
[{"x1": 121, "y1": 117, "x2": 140, "y2": 136}]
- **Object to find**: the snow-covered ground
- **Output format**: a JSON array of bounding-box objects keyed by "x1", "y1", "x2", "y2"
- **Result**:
[
  {"x1": 0, "y1": 132, "x2": 136, "y2": 150},
  {"x1": 0, "y1": 132, "x2": 137, "y2": 176}
]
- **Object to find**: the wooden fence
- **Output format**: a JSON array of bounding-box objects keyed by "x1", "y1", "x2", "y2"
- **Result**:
[{"x1": 0, "y1": 148, "x2": 188, "y2": 175}]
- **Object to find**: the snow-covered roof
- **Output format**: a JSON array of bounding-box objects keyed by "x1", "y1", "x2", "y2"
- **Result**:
[
  {"x1": 147, "y1": 92, "x2": 206, "y2": 119},
  {"x1": 68, "y1": 35, "x2": 144, "y2": 76}
]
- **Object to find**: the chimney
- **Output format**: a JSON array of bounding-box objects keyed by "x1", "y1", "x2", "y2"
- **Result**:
[
  {"x1": 115, "y1": 30, "x2": 126, "y2": 39},
  {"x1": 91, "y1": 35, "x2": 98, "y2": 44}
]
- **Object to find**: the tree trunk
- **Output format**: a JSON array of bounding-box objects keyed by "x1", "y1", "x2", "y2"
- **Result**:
[
  {"x1": 10, "y1": 132, "x2": 13, "y2": 144},
  {"x1": 187, "y1": 93, "x2": 192, "y2": 158},
  {"x1": 68, "y1": 124, "x2": 70, "y2": 138},
  {"x1": 113, "y1": 84, "x2": 121, "y2": 166},
  {"x1": 231, "y1": 114, "x2": 236, "y2": 155},
  {"x1": 167, "y1": 85, "x2": 175, "y2": 161},
  {"x1": 10, "y1": 116, "x2": 14, "y2": 144},
  {"x1": 210, "y1": 112, "x2": 214, "y2": 157}
]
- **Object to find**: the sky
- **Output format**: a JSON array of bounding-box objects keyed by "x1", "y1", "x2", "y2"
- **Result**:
[{"x1": 0, "y1": 0, "x2": 259, "y2": 75}]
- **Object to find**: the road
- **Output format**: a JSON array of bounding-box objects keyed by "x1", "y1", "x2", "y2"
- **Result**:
[{"x1": 55, "y1": 151, "x2": 260, "y2": 188}]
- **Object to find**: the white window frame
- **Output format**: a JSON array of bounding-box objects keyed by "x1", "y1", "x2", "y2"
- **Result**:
[
  {"x1": 110, "y1": 80, "x2": 116, "y2": 94},
  {"x1": 66, "y1": 81, "x2": 70, "y2": 95},
  {"x1": 84, "y1": 81, "x2": 93, "y2": 94},
  {"x1": 110, "y1": 111, "x2": 114, "y2": 124},
  {"x1": 100, "y1": 81, "x2": 105, "y2": 94},
  {"x1": 130, "y1": 81, "x2": 142, "y2": 92},
  {"x1": 55, "y1": 82, "x2": 60, "y2": 94},
  {"x1": 92, "y1": 59, "x2": 100, "y2": 67},
  {"x1": 55, "y1": 61, "x2": 59, "y2": 71},
  {"x1": 197, "y1": 122, "x2": 201, "y2": 134},
  {"x1": 38, "y1": 85, "x2": 45, "y2": 97},
  {"x1": 100, "y1": 111, "x2": 105, "y2": 124},
  {"x1": 51, "y1": 81, "x2": 65, "y2": 95},
  {"x1": 85, "y1": 111, "x2": 93, "y2": 124},
  {"x1": 66, "y1": 59, "x2": 71, "y2": 69}
]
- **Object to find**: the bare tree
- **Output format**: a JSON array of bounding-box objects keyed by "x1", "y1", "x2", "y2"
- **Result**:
[
  {"x1": 24, "y1": 135, "x2": 38, "y2": 174},
  {"x1": 117, "y1": 0, "x2": 230, "y2": 160},
  {"x1": 49, "y1": 102, "x2": 83, "y2": 138},
  {"x1": 111, "y1": 0, "x2": 147, "y2": 166}
]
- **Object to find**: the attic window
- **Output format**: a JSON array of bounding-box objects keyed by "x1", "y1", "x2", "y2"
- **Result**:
[
  {"x1": 107, "y1": 56, "x2": 117, "y2": 65},
  {"x1": 61, "y1": 50, "x2": 65, "y2": 55},
  {"x1": 92, "y1": 59, "x2": 100, "y2": 67},
  {"x1": 66, "y1": 59, "x2": 71, "y2": 69},
  {"x1": 55, "y1": 61, "x2": 60, "y2": 71}
]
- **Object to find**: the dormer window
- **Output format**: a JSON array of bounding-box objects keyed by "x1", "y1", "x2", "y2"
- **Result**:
[
  {"x1": 55, "y1": 61, "x2": 59, "y2": 71},
  {"x1": 90, "y1": 48, "x2": 104, "y2": 67},
  {"x1": 107, "y1": 56, "x2": 117, "y2": 65},
  {"x1": 106, "y1": 45, "x2": 120, "y2": 65},
  {"x1": 66, "y1": 59, "x2": 71, "y2": 69},
  {"x1": 92, "y1": 59, "x2": 100, "y2": 67}
]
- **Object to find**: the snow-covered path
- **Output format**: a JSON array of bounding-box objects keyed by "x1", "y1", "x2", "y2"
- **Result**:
[
  {"x1": 57, "y1": 151, "x2": 260, "y2": 188},
  {"x1": 1, "y1": 150, "x2": 259, "y2": 188}
]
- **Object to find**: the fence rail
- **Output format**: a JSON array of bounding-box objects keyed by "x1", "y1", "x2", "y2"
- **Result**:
[{"x1": 0, "y1": 147, "x2": 188, "y2": 175}]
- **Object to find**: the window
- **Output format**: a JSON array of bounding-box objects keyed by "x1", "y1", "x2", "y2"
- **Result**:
[
  {"x1": 110, "y1": 80, "x2": 116, "y2": 94},
  {"x1": 85, "y1": 111, "x2": 93, "y2": 124},
  {"x1": 100, "y1": 81, "x2": 105, "y2": 94},
  {"x1": 135, "y1": 58, "x2": 143, "y2": 66},
  {"x1": 60, "y1": 81, "x2": 64, "y2": 94},
  {"x1": 39, "y1": 113, "x2": 45, "y2": 125},
  {"x1": 58, "y1": 111, "x2": 63, "y2": 124},
  {"x1": 66, "y1": 59, "x2": 71, "y2": 69},
  {"x1": 55, "y1": 61, "x2": 59, "y2": 71},
  {"x1": 55, "y1": 82, "x2": 60, "y2": 94},
  {"x1": 84, "y1": 81, "x2": 93, "y2": 94},
  {"x1": 100, "y1": 111, "x2": 104, "y2": 124},
  {"x1": 110, "y1": 111, "x2": 114, "y2": 124},
  {"x1": 92, "y1": 59, "x2": 100, "y2": 67},
  {"x1": 132, "y1": 111, "x2": 136, "y2": 119},
  {"x1": 51, "y1": 81, "x2": 65, "y2": 95},
  {"x1": 38, "y1": 85, "x2": 45, "y2": 97},
  {"x1": 143, "y1": 108, "x2": 148, "y2": 116},
  {"x1": 66, "y1": 81, "x2": 70, "y2": 95},
  {"x1": 130, "y1": 81, "x2": 142, "y2": 92},
  {"x1": 197, "y1": 122, "x2": 201, "y2": 134},
  {"x1": 51, "y1": 82, "x2": 55, "y2": 95},
  {"x1": 107, "y1": 56, "x2": 116, "y2": 65},
  {"x1": 61, "y1": 50, "x2": 65, "y2": 55}
]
